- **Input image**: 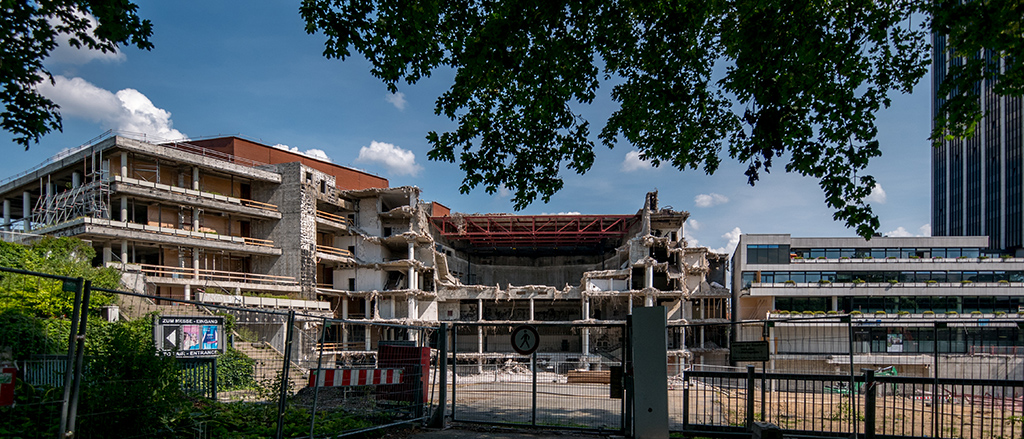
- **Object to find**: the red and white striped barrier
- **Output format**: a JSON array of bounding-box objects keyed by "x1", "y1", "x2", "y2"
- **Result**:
[{"x1": 308, "y1": 368, "x2": 403, "y2": 387}]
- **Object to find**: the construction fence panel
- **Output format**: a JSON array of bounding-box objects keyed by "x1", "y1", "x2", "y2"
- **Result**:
[
  {"x1": 1, "y1": 264, "x2": 442, "y2": 439},
  {"x1": 449, "y1": 322, "x2": 625, "y2": 433},
  {"x1": 291, "y1": 319, "x2": 438, "y2": 436}
]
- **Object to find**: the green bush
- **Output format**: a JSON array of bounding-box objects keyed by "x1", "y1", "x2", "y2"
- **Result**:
[{"x1": 218, "y1": 348, "x2": 257, "y2": 391}]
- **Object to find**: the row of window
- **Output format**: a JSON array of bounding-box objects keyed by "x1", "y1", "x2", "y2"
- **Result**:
[
  {"x1": 746, "y1": 244, "x2": 990, "y2": 265},
  {"x1": 773, "y1": 296, "x2": 1024, "y2": 314},
  {"x1": 791, "y1": 247, "x2": 983, "y2": 260},
  {"x1": 777, "y1": 327, "x2": 1023, "y2": 355},
  {"x1": 742, "y1": 270, "x2": 1024, "y2": 287}
]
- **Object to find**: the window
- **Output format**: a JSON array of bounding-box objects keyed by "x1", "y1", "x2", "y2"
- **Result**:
[{"x1": 745, "y1": 244, "x2": 791, "y2": 264}]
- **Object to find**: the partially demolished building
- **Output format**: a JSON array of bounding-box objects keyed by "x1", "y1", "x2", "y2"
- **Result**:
[{"x1": 0, "y1": 134, "x2": 730, "y2": 368}]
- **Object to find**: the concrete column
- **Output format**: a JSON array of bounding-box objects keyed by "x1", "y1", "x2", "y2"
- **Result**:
[
  {"x1": 408, "y1": 266, "x2": 417, "y2": 290},
  {"x1": 529, "y1": 298, "x2": 535, "y2": 321},
  {"x1": 407, "y1": 294, "x2": 418, "y2": 320},
  {"x1": 342, "y1": 323, "x2": 349, "y2": 348},
  {"x1": 3, "y1": 199, "x2": 10, "y2": 231},
  {"x1": 72, "y1": 172, "x2": 81, "y2": 188},
  {"x1": 628, "y1": 296, "x2": 633, "y2": 315},
  {"x1": 364, "y1": 325, "x2": 371, "y2": 350},
  {"x1": 477, "y1": 299, "x2": 484, "y2": 321},
  {"x1": 583, "y1": 297, "x2": 590, "y2": 320},
  {"x1": 120, "y1": 241, "x2": 128, "y2": 264},
  {"x1": 341, "y1": 299, "x2": 349, "y2": 319},
  {"x1": 645, "y1": 265, "x2": 654, "y2": 289},
  {"x1": 192, "y1": 248, "x2": 200, "y2": 279},
  {"x1": 102, "y1": 244, "x2": 112, "y2": 265},
  {"x1": 184, "y1": 284, "x2": 191, "y2": 302},
  {"x1": 390, "y1": 297, "x2": 396, "y2": 319},
  {"x1": 832, "y1": 296, "x2": 839, "y2": 312},
  {"x1": 22, "y1": 191, "x2": 31, "y2": 231},
  {"x1": 193, "y1": 207, "x2": 200, "y2": 231},
  {"x1": 120, "y1": 152, "x2": 128, "y2": 177},
  {"x1": 645, "y1": 294, "x2": 654, "y2": 307},
  {"x1": 407, "y1": 241, "x2": 415, "y2": 259},
  {"x1": 477, "y1": 327, "x2": 484, "y2": 353},
  {"x1": 192, "y1": 166, "x2": 200, "y2": 191},
  {"x1": 583, "y1": 328, "x2": 590, "y2": 356},
  {"x1": 120, "y1": 196, "x2": 128, "y2": 222},
  {"x1": 45, "y1": 182, "x2": 53, "y2": 199}
]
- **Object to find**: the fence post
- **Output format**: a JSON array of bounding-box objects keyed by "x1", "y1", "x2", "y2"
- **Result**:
[
  {"x1": 211, "y1": 357, "x2": 218, "y2": 401},
  {"x1": 428, "y1": 323, "x2": 448, "y2": 428},
  {"x1": 58, "y1": 277, "x2": 84, "y2": 439},
  {"x1": 863, "y1": 369, "x2": 876, "y2": 439},
  {"x1": 845, "y1": 315, "x2": 857, "y2": 439},
  {"x1": 746, "y1": 365, "x2": 755, "y2": 430},
  {"x1": 681, "y1": 378, "x2": 689, "y2": 432},
  {"x1": 309, "y1": 317, "x2": 329, "y2": 438},
  {"x1": 275, "y1": 310, "x2": 296, "y2": 439},
  {"x1": 66, "y1": 279, "x2": 91, "y2": 436}
]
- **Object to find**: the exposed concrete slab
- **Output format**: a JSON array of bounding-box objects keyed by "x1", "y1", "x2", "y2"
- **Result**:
[
  {"x1": 111, "y1": 181, "x2": 281, "y2": 219},
  {"x1": 39, "y1": 217, "x2": 282, "y2": 255},
  {"x1": 146, "y1": 276, "x2": 301, "y2": 294}
]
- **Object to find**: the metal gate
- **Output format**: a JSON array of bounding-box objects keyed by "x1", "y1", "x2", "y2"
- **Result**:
[{"x1": 448, "y1": 322, "x2": 626, "y2": 433}]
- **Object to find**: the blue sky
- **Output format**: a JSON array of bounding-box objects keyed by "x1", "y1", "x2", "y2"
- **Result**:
[{"x1": 0, "y1": 2, "x2": 933, "y2": 254}]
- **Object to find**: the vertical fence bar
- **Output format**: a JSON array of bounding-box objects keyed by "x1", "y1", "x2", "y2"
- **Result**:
[
  {"x1": 681, "y1": 378, "x2": 689, "y2": 432},
  {"x1": 864, "y1": 369, "x2": 876, "y2": 439},
  {"x1": 428, "y1": 323, "x2": 448, "y2": 428},
  {"x1": 211, "y1": 357, "x2": 218, "y2": 400},
  {"x1": 309, "y1": 317, "x2": 329, "y2": 438},
  {"x1": 746, "y1": 365, "x2": 754, "y2": 429},
  {"x1": 933, "y1": 322, "x2": 941, "y2": 438},
  {"x1": 58, "y1": 277, "x2": 84, "y2": 439},
  {"x1": 451, "y1": 323, "x2": 458, "y2": 421},
  {"x1": 275, "y1": 310, "x2": 296, "y2": 439},
  {"x1": 531, "y1": 351, "x2": 538, "y2": 427},
  {"x1": 66, "y1": 279, "x2": 91, "y2": 435},
  {"x1": 846, "y1": 316, "x2": 857, "y2": 439}
]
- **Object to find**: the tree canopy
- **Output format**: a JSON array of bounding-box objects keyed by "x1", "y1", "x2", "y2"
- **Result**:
[
  {"x1": 1, "y1": 0, "x2": 153, "y2": 149},
  {"x1": 301, "y1": 0, "x2": 1023, "y2": 238}
]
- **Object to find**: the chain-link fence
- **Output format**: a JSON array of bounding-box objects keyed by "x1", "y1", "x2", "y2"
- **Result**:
[{"x1": 0, "y1": 266, "x2": 439, "y2": 438}]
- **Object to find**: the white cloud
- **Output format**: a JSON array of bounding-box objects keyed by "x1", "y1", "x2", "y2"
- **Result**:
[
  {"x1": 37, "y1": 75, "x2": 186, "y2": 140},
  {"x1": 385, "y1": 92, "x2": 407, "y2": 111},
  {"x1": 497, "y1": 185, "x2": 511, "y2": 198},
  {"x1": 541, "y1": 211, "x2": 582, "y2": 215},
  {"x1": 866, "y1": 183, "x2": 887, "y2": 204},
  {"x1": 272, "y1": 144, "x2": 333, "y2": 162},
  {"x1": 687, "y1": 219, "x2": 701, "y2": 231},
  {"x1": 46, "y1": 11, "x2": 126, "y2": 65},
  {"x1": 620, "y1": 150, "x2": 652, "y2": 172},
  {"x1": 712, "y1": 227, "x2": 743, "y2": 255},
  {"x1": 885, "y1": 224, "x2": 931, "y2": 238},
  {"x1": 355, "y1": 141, "x2": 423, "y2": 176},
  {"x1": 694, "y1": 193, "x2": 729, "y2": 208}
]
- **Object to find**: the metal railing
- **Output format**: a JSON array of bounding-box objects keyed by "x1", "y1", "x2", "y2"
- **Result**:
[
  {"x1": 315, "y1": 210, "x2": 349, "y2": 226},
  {"x1": 112, "y1": 175, "x2": 279, "y2": 212},
  {"x1": 138, "y1": 263, "x2": 299, "y2": 286},
  {"x1": 678, "y1": 367, "x2": 1024, "y2": 439},
  {"x1": 316, "y1": 244, "x2": 353, "y2": 258}
]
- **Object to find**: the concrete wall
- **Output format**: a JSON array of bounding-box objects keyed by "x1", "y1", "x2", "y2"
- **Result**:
[{"x1": 254, "y1": 162, "x2": 316, "y2": 298}]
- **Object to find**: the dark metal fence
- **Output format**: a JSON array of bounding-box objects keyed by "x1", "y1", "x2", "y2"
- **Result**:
[
  {"x1": 448, "y1": 322, "x2": 625, "y2": 433},
  {"x1": 678, "y1": 367, "x2": 1024, "y2": 439}
]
